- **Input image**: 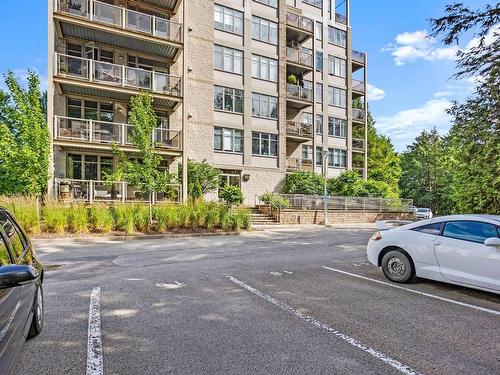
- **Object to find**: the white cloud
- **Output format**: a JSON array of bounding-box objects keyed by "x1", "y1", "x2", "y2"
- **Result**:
[
  {"x1": 367, "y1": 83, "x2": 385, "y2": 101},
  {"x1": 465, "y1": 24, "x2": 499, "y2": 51},
  {"x1": 375, "y1": 98, "x2": 453, "y2": 151},
  {"x1": 432, "y1": 91, "x2": 454, "y2": 98},
  {"x1": 381, "y1": 29, "x2": 459, "y2": 66},
  {"x1": 0, "y1": 68, "x2": 47, "y2": 92}
]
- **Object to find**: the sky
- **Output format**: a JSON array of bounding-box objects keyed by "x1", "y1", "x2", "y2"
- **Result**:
[{"x1": 0, "y1": 0, "x2": 494, "y2": 151}]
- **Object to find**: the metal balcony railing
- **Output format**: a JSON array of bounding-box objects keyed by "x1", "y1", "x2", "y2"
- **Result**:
[
  {"x1": 55, "y1": 0, "x2": 182, "y2": 42},
  {"x1": 55, "y1": 53, "x2": 182, "y2": 96},
  {"x1": 352, "y1": 79, "x2": 365, "y2": 93},
  {"x1": 286, "y1": 47, "x2": 313, "y2": 67},
  {"x1": 55, "y1": 178, "x2": 181, "y2": 203},
  {"x1": 352, "y1": 108, "x2": 365, "y2": 121},
  {"x1": 352, "y1": 138, "x2": 365, "y2": 151},
  {"x1": 352, "y1": 50, "x2": 366, "y2": 64},
  {"x1": 286, "y1": 13, "x2": 313, "y2": 33},
  {"x1": 286, "y1": 120, "x2": 313, "y2": 138},
  {"x1": 286, "y1": 84, "x2": 313, "y2": 102},
  {"x1": 54, "y1": 115, "x2": 182, "y2": 150},
  {"x1": 286, "y1": 158, "x2": 314, "y2": 172}
]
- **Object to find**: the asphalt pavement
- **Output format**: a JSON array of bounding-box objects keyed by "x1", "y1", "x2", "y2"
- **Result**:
[{"x1": 14, "y1": 227, "x2": 500, "y2": 375}]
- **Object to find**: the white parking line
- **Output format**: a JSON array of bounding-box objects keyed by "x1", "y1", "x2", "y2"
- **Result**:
[
  {"x1": 87, "y1": 287, "x2": 103, "y2": 375},
  {"x1": 226, "y1": 276, "x2": 422, "y2": 375},
  {"x1": 322, "y1": 266, "x2": 500, "y2": 317}
]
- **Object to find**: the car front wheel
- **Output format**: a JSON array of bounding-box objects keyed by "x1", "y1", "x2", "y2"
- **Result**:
[
  {"x1": 28, "y1": 284, "x2": 43, "y2": 339},
  {"x1": 381, "y1": 250, "x2": 415, "y2": 283}
]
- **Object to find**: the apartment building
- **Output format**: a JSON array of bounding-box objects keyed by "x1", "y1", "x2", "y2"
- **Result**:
[{"x1": 48, "y1": 0, "x2": 367, "y2": 205}]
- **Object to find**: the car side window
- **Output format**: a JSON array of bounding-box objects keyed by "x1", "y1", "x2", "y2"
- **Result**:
[
  {"x1": 412, "y1": 222, "x2": 441, "y2": 235},
  {"x1": 0, "y1": 211, "x2": 26, "y2": 259},
  {"x1": 443, "y1": 221, "x2": 498, "y2": 244},
  {"x1": 0, "y1": 234, "x2": 11, "y2": 266}
]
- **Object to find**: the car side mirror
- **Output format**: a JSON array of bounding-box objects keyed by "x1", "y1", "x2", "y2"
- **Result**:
[
  {"x1": 484, "y1": 237, "x2": 500, "y2": 248},
  {"x1": 0, "y1": 264, "x2": 38, "y2": 289}
]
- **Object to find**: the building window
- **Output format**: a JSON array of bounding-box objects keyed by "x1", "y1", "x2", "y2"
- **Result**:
[
  {"x1": 316, "y1": 146, "x2": 323, "y2": 166},
  {"x1": 328, "y1": 148, "x2": 347, "y2": 168},
  {"x1": 251, "y1": 55, "x2": 278, "y2": 82},
  {"x1": 316, "y1": 114, "x2": 323, "y2": 135},
  {"x1": 214, "y1": 4, "x2": 243, "y2": 35},
  {"x1": 303, "y1": 0, "x2": 322, "y2": 7},
  {"x1": 316, "y1": 83, "x2": 323, "y2": 103},
  {"x1": 328, "y1": 117, "x2": 347, "y2": 137},
  {"x1": 252, "y1": 132, "x2": 278, "y2": 156},
  {"x1": 67, "y1": 154, "x2": 114, "y2": 180},
  {"x1": 328, "y1": 26, "x2": 347, "y2": 47},
  {"x1": 252, "y1": 93, "x2": 278, "y2": 119},
  {"x1": 219, "y1": 170, "x2": 241, "y2": 197},
  {"x1": 302, "y1": 145, "x2": 313, "y2": 160},
  {"x1": 254, "y1": 0, "x2": 277, "y2": 7},
  {"x1": 328, "y1": 86, "x2": 346, "y2": 108},
  {"x1": 214, "y1": 127, "x2": 243, "y2": 153},
  {"x1": 302, "y1": 112, "x2": 313, "y2": 126},
  {"x1": 328, "y1": 56, "x2": 346, "y2": 77},
  {"x1": 252, "y1": 16, "x2": 278, "y2": 44},
  {"x1": 315, "y1": 21, "x2": 323, "y2": 41},
  {"x1": 214, "y1": 45, "x2": 243, "y2": 74},
  {"x1": 67, "y1": 98, "x2": 114, "y2": 122},
  {"x1": 214, "y1": 86, "x2": 244, "y2": 113},
  {"x1": 316, "y1": 51, "x2": 323, "y2": 72}
]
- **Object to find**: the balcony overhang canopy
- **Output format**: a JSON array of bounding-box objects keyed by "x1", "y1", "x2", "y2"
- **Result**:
[{"x1": 142, "y1": 0, "x2": 181, "y2": 13}]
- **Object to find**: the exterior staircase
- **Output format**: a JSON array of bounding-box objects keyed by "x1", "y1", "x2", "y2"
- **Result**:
[{"x1": 250, "y1": 207, "x2": 279, "y2": 225}]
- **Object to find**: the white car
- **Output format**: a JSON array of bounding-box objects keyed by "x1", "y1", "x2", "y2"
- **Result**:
[
  {"x1": 415, "y1": 208, "x2": 433, "y2": 219},
  {"x1": 367, "y1": 215, "x2": 500, "y2": 294}
]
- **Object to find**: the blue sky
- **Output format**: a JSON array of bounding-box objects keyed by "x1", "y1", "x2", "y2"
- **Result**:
[{"x1": 0, "y1": 0, "x2": 493, "y2": 151}]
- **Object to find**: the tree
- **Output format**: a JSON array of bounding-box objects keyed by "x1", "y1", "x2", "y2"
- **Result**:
[
  {"x1": 0, "y1": 71, "x2": 50, "y2": 196},
  {"x1": 282, "y1": 171, "x2": 324, "y2": 195},
  {"x1": 107, "y1": 93, "x2": 177, "y2": 222},
  {"x1": 328, "y1": 170, "x2": 362, "y2": 196},
  {"x1": 220, "y1": 185, "x2": 244, "y2": 206},
  {"x1": 429, "y1": 2, "x2": 500, "y2": 213},
  {"x1": 179, "y1": 160, "x2": 221, "y2": 200}
]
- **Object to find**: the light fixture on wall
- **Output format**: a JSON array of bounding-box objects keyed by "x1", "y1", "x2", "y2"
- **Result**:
[{"x1": 243, "y1": 174, "x2": 250, "y2": 182}]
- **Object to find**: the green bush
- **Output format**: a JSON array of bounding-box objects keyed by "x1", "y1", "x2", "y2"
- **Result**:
[
  {"x1": 220, "y1": 185, "x2": 244, "y2": 206},
  {"x1": 133, "y1": 205, "x2": 150, "y2": 232},
  {"x1": 89, "y1": 205, "x2": 114, "y2": 233},
  {"x1": 328, "y1": 170, "x2": 363, "y2": 196},
  {"x1": 283, "y1": 171, "x2": 324, "y2": 195},
  {"x1": 43, "y1": 203, "x2": 69, "y2": 234},
  {"x1": 154, "y1": 204, "x2": 177, "y2": 232},
  {"x1": 358, "y1": 180, "x2": 397, "y2": 198},
  {"x1": 112, "y1": 204, "x2": 136, "y2": 234},
  {"x1": 67, "y1": 204, "x2": 88, "y2": 233},
  {"x1": 260, "y1": 192, "x2": 290, "y2": 208}
]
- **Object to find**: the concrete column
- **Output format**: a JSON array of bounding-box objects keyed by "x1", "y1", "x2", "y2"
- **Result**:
[
  {"x1": 243, "y1": 1, "x2": 253, "y2": 166},
  {"x1": 47, "y1": 0, "x2": 55, "y2": 197},
  {"x1": 181, "y1": 0, "x2": 188, "y2": 202}
]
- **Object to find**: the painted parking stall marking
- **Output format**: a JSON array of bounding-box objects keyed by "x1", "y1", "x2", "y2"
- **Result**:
[
  {"x1": 322, "y1": 266, "x2": 500, "y2": 317},
  {"x1": 87, "y1": 287, "x2": 103, "y2": 375},
  {"x1": 226, "y1": 276, "x2": 422, "y2": 375}
]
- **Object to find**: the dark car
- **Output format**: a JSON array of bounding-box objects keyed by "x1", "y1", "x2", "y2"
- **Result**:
[{"x1": 0, "y1": 208, "x2": 44, "y2": 375}]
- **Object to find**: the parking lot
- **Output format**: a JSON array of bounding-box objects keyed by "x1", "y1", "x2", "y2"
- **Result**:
[{"x1": 15, "y1": 228, "x2": 500, "y2": 375}]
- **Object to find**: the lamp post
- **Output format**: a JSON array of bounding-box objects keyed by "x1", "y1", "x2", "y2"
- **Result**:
[{"x1": 322, "y1": 150, "x2": 328, "y2": 226}]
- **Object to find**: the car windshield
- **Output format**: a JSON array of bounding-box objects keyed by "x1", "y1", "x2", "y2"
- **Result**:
[{"x1": 417, "y1": 208, "x2": 429, "y2": 212}]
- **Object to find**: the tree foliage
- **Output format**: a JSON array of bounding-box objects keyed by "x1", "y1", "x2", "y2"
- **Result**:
[
  {"x1": 0, "y1": 71, "x2": 50, "y2": 196},
  {"x1": 179, "y1": 160, "x2": 221, "y2": 200},
  {"x1": 220, "y1": 185, "x2": 244, "y2": 206},
  {"x1": 282, "y1": 171, "x2": 324, "y2": 195}
]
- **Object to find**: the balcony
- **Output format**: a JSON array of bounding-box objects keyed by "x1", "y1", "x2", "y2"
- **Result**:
[
  {"x1": 286, "y1": 158, "x2": 313, "y2": 172},
  {"x1": 352, "y1": 79, "x2": 366, "y2": 98},
  {"x1": 55, "y1": 178, "x2": 181, "y2": 203},
  {"x1": 53, "y1": 116, "x2": 182, "y2": 153},
  {"x1": 286, "y1": 47, "x2": 313, "y2": 75},
  {"x1": 352, "y1": 108, "x2": 365, "y2": 123},
  {"x1": 54, "y1": 53, "x2": 182, "y2": 109},
  {"x1": 286, "y1": 84, "x2": 313, "y2": 109},
  {"x1": 335, "y1": 13, "x2": 347, "y2": 25},
  {"x1": 286, "y1": 120, "x2": 313, "y2": 141},
  {"x1": 286, "y1": 13, "x2": 313, "y2": 44},
  {"x1": 352, "y1": 50, "x2": 366, "y2": 72},
  {"x1": 54, "y1": 0, "x2": 182, "y2": 59},
  {"x1": 352, "y1": 138, "x2": 365, "y2": 152}
]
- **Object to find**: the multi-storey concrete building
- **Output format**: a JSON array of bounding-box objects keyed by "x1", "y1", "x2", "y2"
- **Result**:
[{"x1": 48, "y1": 0, "x2": 367, "y2": 205}]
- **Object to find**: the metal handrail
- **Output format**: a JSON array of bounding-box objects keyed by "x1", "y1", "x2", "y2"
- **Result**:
[
  {"x1": 286, "y1": 158, "x2": 314, "y2": 171},
  {"x1": 286, "y1": 47, "x2": 313, "y2": 67},
  {"x1": 286, "y1": 13, "x2": 313, "y2": 32},
  {"x1": 55, "y1": 0, "x2": 182, "y2": 42},
  {"x1": 286, "y1": 120, "x2": 313, "y2": 138}
]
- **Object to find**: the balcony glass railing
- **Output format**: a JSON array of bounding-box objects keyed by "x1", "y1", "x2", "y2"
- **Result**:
[
  {"x1": 55, "y1": 0, "x2": 182, "y2": 42},
  {"x1": 286, "y1": 120, "x2": 313, "y2": 138},
  {"x1": 352, "y1": 50, "x2": 366, "y2": 64},
  {"x1": 335, "y1": 13, "x2": 347, "y2": 25},
  {"x1": 286, "y1": 158, "x2": 314, "y2": 172},
  {"x1": 286, "y1": 13, "x2": 313, "y2": 33},
  {"x1": 352, "y1": 108, "x2": 365, "y2": 121},
  {"x1": 286, "y1": 84, "x2": 313, "y2": 102},
  {"x1": 286, "y1": 47, "x2": 313, "y2": 67},
  {"x1": 55, "y1": 53, "x2": 182, "y2": 96},
  {"x1": 352, "y1": 79, "x2": 365, "y2": 93},
  {"x1": 352, "y1": 138, "x2": 365, "y2": 150},
  {"x1": 54, "y1": 115, "x2": 182, "y2": 150}
]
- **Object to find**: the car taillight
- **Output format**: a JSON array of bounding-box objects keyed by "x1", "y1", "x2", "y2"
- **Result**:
[{"x1": 371, "y1": 231, "x2": 382, "y2": 241}]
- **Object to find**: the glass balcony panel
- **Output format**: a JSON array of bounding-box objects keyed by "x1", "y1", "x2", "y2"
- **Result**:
[
  {"x1": 153, "y1": 73, "x2": 181, "y2": 95},
  {"x1": 58, "y1": 0, "x2": 89, "y2": 16},
  {"x1": 153, "y1": 128, "x2": 181, "y2": 149},
  {"x1": 93, "y1": 61, "x2": 123, "y2": 85},
  {"x1": 126, "y1": 9, "x2": 152, "y2": 34},
  {"x1": 56, "y1": 117, "x2": 90, "y2": 140},
  {"x1": 93, "y1": 121, "x2": 121, "y2": 143},
  {"x1": 93, "y1": 181, "x2": 123, "y2": 201},
  {"x1": 126, "y1": 67, "x2": 152, "y2": 90},
  {"x1": 58, "y1": 54, "x2": 89, "y2": 79},
  {"x1": 93, "y1": 1, "x2": 122, "y2": 26}
]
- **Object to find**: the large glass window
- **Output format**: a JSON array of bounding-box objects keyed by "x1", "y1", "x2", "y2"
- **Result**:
[
  {"x1": 252, "y1": 93, "x2": 278, "y2": 119},
  {"x1": 303, "y1": 0, "x2": 322, "y2": 7},
  {"x1": 251, "y1": 55, "x2": 278, "y2": 82},
  {"x1": 214, "y1": 127, "x2": 243, "y2": 153},
  {"x1": 214, "y1": 5, "x2": 243, "y2": 35},
  {"x1": 67, "y1": 154, "x2": 114, "y2": 180},
  {"x1": 316, "y1": 146, "x2": 323, "y2": 166},
  {"x1": 316, "y1": 82, "x2": 323, "y2": 103},
  {"x1": 328, "y1": 148, "x2": 347, "y2": 168},
  {"x1": 328, "y1": 86, "x2": 346, "y2": 108},
  {"x1": 252, "y1": 16, "x2": 278, "y2": 44},
  {"x1": 67, "y1": 98, "x2": 114, "y2": 122},
  {"x1": 328, "y1": 117, "x2": 347, "y2": 137},
  {"x1": 328, "y1": 26, "x2": 347, "y2": 47},
  {"x1": 328, "y1": 56, "x2": 346, "y2": 77},
  {"x1": 214, "y1": 45, "x2": 243, "y2": 74},
  {"x1": 214, "y1": 86, "x2": 244, "y2": 113},
  {"x1": 252, "y1": 132, "x2": 278, "y2": 156},
  {"x1": 316, "y1": 114, "x2": 323, "y2": 135},
  {"x1": 302, "y1": 112, "x2": 313, "y2": 126},
  {"x1": 443, "y1": 221, "x2": 498, "y2": 244},
  {"x1": 316, "y1": 51, "x2": 323, "y2": 72},
  {"x1": 302, "y1": 145, "x2": 313, "y2": 160},
  {"x1": 254, "y1": 0, "x2": 277, "y2": 7},
  {"x1": 315, "y1": 21, "x2": 323, "y2": 41}
]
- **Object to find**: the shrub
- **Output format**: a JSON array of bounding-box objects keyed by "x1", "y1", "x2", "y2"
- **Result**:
[
  {"x1": 89, "y1": 205, "x2": 114, "y2": 233},
  {"x1": 205, "y1": 203, "x2": 220, "y2": 231},
  {"x1": 234, "y1": 208, "x2": 251, "y2": 230},
  {"x1": 67, "y1": 204, "x2": 88, "y2": 233},
  {"x1": 154, "y1": 204, "x2": 177, "y2": 232},
  {"x1": 219, "y1": 208, "x2": 232, "y2": 231},
  {"x1": 327, "y1": 170, "x2": 363, "y2": 196},
  {"x1": 358, "y1": 179, "x2": 396, "y2": 198},
  {"x1": 260, "y1": 192, "x2": 290, "y2": 208},
  {"x1": 283, "y1": 171, "x2": 324, "y2": 195},
  {"x1": 220, "y1": 185, "x2": 244, "y2": 206}
]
